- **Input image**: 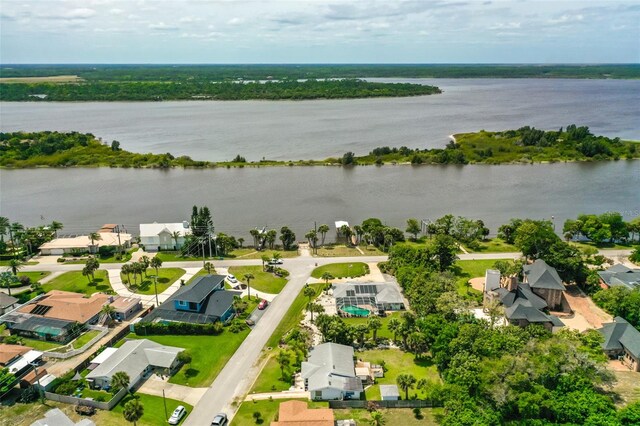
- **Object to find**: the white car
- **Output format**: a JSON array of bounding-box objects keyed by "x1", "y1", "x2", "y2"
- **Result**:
[
  {"x1": 268, "y1": 258, "x2": 284, "y2": 265},
  {"x1": 168, "y1": 405, "x2": 187, "y2": 425},
  {"x1": 226, "y1": 274, "x2": 238, "y2": 284}
]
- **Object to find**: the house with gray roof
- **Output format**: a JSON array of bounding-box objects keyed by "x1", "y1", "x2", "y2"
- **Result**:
[
  {"x1": 523, "y1": 259, "x2": 566, "y2": 310},
  {"x1": 86, "y1": 339, "x2": 184, "y2": 390},
  {"x1": 301, "y1": 343, "x2": 362, "y2": 400},
  {"x1": 598, "y1": 317, "x2": 640, "y2": 372},
  {"x1": 30, "y1": 408, "x2": 95, "y2": 426},
  {"x1": 141, "y1": 275, "x2": 240, "y2": 324},
  {"x1": 597, "y1": 264, "x2": 640, "y2": 290},
  {"x1": 380, "y1": 384, "x2": 400, "y2": 401},
  {"x1": 0, "y1": 293, "x2": 18, "y2": 315},
  {"x1": 484, "y1": 270, "x2": 564, "y2": 332},
  {"x1": 332, "y1": 283, "x2": 405, "y2": 316}
]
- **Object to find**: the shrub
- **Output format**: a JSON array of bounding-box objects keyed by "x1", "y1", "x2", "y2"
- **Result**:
[
  {"x1": 134, "y1": 321, "x2": 224, "y2": 336},
  {"x1": 18, "y1": 275, "x2": 31, "y2": 286}
]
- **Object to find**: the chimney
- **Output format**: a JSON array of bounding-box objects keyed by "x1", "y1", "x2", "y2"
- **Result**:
[{"x1": 505, "y1": 276, "x2": 518, "y2": 292}]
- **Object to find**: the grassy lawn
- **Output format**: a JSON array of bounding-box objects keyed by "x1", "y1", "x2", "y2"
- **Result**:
[
  {"x1": 357, "y1": 349, "x2": 440, "y2": 400},
  {"x1": 233, "y1": 399, "x2": 327, "y2": 426},
  {"x1": 464, "y1": 238, "x2": 518, "y2": 253},
  {"x1": 0, "y1": 399, "x2": 88, "y2": 426},
  {"x1": 41, "y1": 270, "x2": 112, "y2": 295},
  {"x1": 569, "y1": 241, "x2": 634, "y2": 251},
  {"x1": 185, "y1": 267, "x2": 207, "y2": 285},
  {"x1": 311, "y1": 262, "x2": 369, "y2": 279},
  {"x1": 334, "y1": 407, "x2": 440, "y2": 425},
  {"x1": 155, "y1": 251, "x2": 203, "y2": 262},
  {"x1": 266, "y1": 283, "x2": 324, "y2": 348},
  {"x1": 314, "y1": 245, "x2": 384, "y2": 257},
  {"x1": 0, "y1": 260, "x2": 38, "y2": 266},
  {"x1": 121, "y1": 268, "x2": 185, "y2": 295},
  {"x1": 250, "y1": 354, "x2": 293, "y2": 393},
  {"x1": 127, "y1": 330, "x2": 250, "y2": 387},
  {"x1": 228, "y1": 265, "x2": 288, "y2": 294},
  {"x1": 342, "y1": 312, "x2": 403, "y2": 341},
  {"x1": 19, "y1": 337, "x2": 62, "y2": 351},
  {"x1": 229, "y1": 249, "x2": 299, "y2": 259},
  {"x1": 613, "y1": 370, "x2": 640, "y2": 406},
  {"x1": 451, "y1": 259, "x2": 512, "y2": 298},
  {"x1": 71, "y1": 329, "x2": 101, "y2": 349},
  {"x1": 17, "y1": 271, "x2": 51, "y2": 284},
  {"x1": 99, "y1": 393, "x2": 192, "y2": 426}
]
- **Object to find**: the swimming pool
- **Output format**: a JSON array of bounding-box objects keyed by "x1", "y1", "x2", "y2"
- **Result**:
[{"x1": 341, "y1": 305, "x2": 371, "y2": 317}]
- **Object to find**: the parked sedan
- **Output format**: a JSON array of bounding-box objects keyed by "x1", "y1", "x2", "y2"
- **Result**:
[
  {"x1": 168, "y1": 405, "x2": 187, "y2": 425},
  {"x1": 258, "y1": 299, "x2": 269, "y2": 310},
  {"x1": 268, "y1": 258, "x2": 284, "y2": 265},
  {"x1": 226, "y1": 274, "x2": 238, "y2": 284},
  {"x1": 211, "y1": 413, "x2": 228, "y2": 426}
]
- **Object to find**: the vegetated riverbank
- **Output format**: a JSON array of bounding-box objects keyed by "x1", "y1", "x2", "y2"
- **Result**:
[
  {"x1": 0, "y1": 79, "x2": 441, "y2": 101},
  {"x1": 2, "y1": 64, "x2": 639, "y2": 81},
  {"x1": 1, "y1": 126, "x2": 638, "y2": 169}
]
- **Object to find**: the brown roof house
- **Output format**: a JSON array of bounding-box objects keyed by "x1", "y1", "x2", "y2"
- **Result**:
[
  {"x1": 1, "y1": 291, "x2": 111, "y2": 343},
  {"x1": 272, "y1": 400, "x2": 334, "y2": 426},
  {"x1": 0, "y1": 344, "x2": 31, "y2": 367}
]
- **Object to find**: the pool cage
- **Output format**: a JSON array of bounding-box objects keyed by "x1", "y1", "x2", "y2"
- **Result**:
[{"x1": 335, "y1": 295, "x2": 382, "y2": 317}]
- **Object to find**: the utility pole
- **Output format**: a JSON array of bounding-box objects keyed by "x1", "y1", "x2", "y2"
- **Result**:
[
  {"x1": 153, "y1": 275, "x2": 159, "y2": 307},
  {"x1": 201, "y1": 237, "x2": 206, "y2": 269},
  {"x1": 116, "y1": 224, "x2": 122, "y2": 255},
  {"x1": 162, "y1": 389, "x2": 168, "y2": 420},
  {"x1": 207, "y1": 225, "x2": 213, "y2": 259}
]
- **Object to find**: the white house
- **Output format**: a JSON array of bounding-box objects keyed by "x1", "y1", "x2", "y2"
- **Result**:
[
  {"x1": 86, "y1": 339, "x2": 183, "y2": 390},
  {"x1": 301, "y1": 343, "x2": 363, "y2": 400},
  {"x1": 139, "y1": 222, "x2": 191, "y2": 251}
]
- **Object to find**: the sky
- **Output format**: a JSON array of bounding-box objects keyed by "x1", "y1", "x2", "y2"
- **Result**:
[{"x1": 1, "y1": 0, "x2": 638, "y2": 64}]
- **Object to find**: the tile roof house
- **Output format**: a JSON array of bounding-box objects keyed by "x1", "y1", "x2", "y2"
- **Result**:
[
  {"x1": 484, "y1": 270, "x2": 564, "y2": 332},
  {"x1": 301, "y1": 343, "x2": 363, "y2": 401},
  {"x1": 142, "y1": 275, "x2": 240, "y2": 324},
  {"x1": 597, "y1": 264, "x2": 640, "y2": 290},
  {"x1": 19, "y1": 291, "x2": 110, "y2": 323},
  {"x1": 0, "y1": 344, "x2": 31, "y2": 367},
  {"x1": 271, "y1": 400, "x2": 335, "y2": 426},
  {"x1": 523, "y1": 259, "x2": 566, "y2": 310},
  {"x1": 598, "y1": 317, "x2": 640, "y2": 372},
  {"x1": 139, "y1": 222, "x2": 192, "y2": 251},
  {"x1": 86, "y1": 339, "x2": 184, "y2": 390}
]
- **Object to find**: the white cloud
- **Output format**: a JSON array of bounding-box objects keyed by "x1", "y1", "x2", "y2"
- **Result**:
[
  {"x1": 227, "y1": 17, "x2": 244, "y2": 25},
  {"x1": 547, "y1": 14, "x2": 584, "y2": 25},
  {"x1": 179, "y1": 16, "x2": 202, "y2": 23},
  {"x1": 37, "y1": 8, "x2": 96, "y2": 20},
  {"x1": 488, "y1": 22, "x2": 521, "y2": 30},
  {"x1": 149, "y1": 22, "x2": 180, "y2": 31},
  {"x1": 110, "y1": 8, "x2": 124, "y2": 15}
]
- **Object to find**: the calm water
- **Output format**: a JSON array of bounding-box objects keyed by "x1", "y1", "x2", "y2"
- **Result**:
[
  {"x1": 1, "y1": 162, "x2": 639, "y2": 239},
  {"x1": 1, "y1": 79, "x2": 639, "y2": 162}
]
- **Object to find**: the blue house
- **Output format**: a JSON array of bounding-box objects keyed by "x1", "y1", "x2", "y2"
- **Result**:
[{"x1": 142, "y1": 275, "x2": 240, "y2": 324}]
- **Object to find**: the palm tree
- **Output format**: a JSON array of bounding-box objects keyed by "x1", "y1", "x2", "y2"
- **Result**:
[
  {"x1": 139, "y1": 256, "x2": 150, "y2": 277},
  {"x1": 387, "y1": 317, "x2": 401, "y2": 343},
  {"x1": 8, "y1": 258, "x2": 24, "y2": 276},
  {"x1": 340, "y1": 224, "x2": 353, "y2": 246},
  {"x1": 276, "y1": 350, "x2": 291, "y2": 380},
  {"x1": 150, "y1": 256, "x2": 163, "y2": 276},
  {"x1": 100, "y1": 304, "x2": 116, "y2": 325},
  {"x1": 244, "y1": 273, "x2": 254, "y2": 299},
  {"x1": 203, "y1": 261, "x2": 214, "y2": 274},
  {"x1": 111, "y1": 371, "x2": 131, "y2": 393},
  {"x1": 305, "y1": 230, "x2": 318, "y2": 249},
  {"x1": 249, "y1": 229, "x2": 260, "y2": 249},
  {"x1": 317, "y1": 224, "x2": 329, "y2": 246},
  {"x1": 272, "y1": 251, "x2": 282, "y2": 262},
  {"x1": 82, "y1": 265, "x2": 93, "y2": 283},
  {"x1": 237, "y1": 237, "x2": 244, "y2": 248},
  {"x1": 353, "y1": 225, "x2": 363, "y2": 245},
  {"x1": 303, "y1": 285, "x2": 316, "y2": 303},
  {"x1": 261, "y1": 254, "x2": 270, "y2": 272},
  {"x1": 50, "y1": 221, "x2": 63, "y2": 238},
  {"x1": 321, "y1": 272, "x2": 334, "y2": 285},
  {"x1": 306, "y1": 302, "x2": 324, "y2": 322},
  {"x1": 0, "y1": 217, "x2": 8, "y2": 242},
  {"x1": 0, "y1": 271, "x2": 20, "y2": 297},
  {"x1": 367, "y1": 317, "x2": 382, "y2": 343},
  {"x1": 266, "y1": 229, "x2": 277, "y2": 250},
  {"x1": 397, "y1": 374, "x2": 416, "y2": 400},
  {"x1": 88, "y1": 232, "x2": 101, "y2": 254},
  {"x1": 369, "y1": 411, "x2": 386, "y2": 426},
  {"x1": 121, "y1": 264, "x2": 132, "y2": 285},
  {"x1": 122, "y1": 398, "x2": 144, "y2": 425},
  {"x1": 171, "y1": 231, "x2": 181, "y2": 249},
  {"x1": 355, "y1": 324, "x2": 368, "y2": 346}
]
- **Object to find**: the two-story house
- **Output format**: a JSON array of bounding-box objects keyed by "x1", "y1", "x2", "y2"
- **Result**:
[
  {"x1": 139, "y1": 221, "x2": 192, "y2": 252},
  {"x1": 141, "y1": 275, "x2": 240, "y2": 324}
]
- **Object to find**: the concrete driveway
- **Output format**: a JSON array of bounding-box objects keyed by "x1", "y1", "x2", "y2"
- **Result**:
[{"x1": 137, "y1": 374, "x2": 208, "y2": 407}]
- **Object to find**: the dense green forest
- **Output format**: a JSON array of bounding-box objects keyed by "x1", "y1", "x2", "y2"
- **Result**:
[
  {"x1": 0, "y1": 79, "x2": 440, "y2": 101},
  {"x1": 2, "y1": 64, "x2": 639, "y2": 81},
  {"x1": 1, "y1": 126, "x2": 638, "y2": 168}
]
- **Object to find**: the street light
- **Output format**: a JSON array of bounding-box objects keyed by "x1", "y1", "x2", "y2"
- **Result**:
[
  {"x1": 150, "y1": 275, "x2": 159, "y2": 307},
  {"x1": 212, "y1": 235, "x2": 218, "y2": 257}
]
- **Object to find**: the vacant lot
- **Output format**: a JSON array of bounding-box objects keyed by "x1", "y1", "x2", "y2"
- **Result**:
[
  {"x1": 228, "y1": 265, "x2": 288, "y2": 294},
  {"x1": 334, "y1": 407, "x2": 440, "y2": 425},
  {"x1": 266, "y1": 283, "x2": 324, "y2": 348},
  {"x1": 121, "y1": 267, "x2": 185, "y2": 295},
  {"x1": 315, "y1": 245, "x2": 384, "y2": 257},
  {"x1": 98, "y1": 393, "x2": 192, "y2": 425},
  {"x1": 234, "y1": 399, "x2": 327, "y2": 425},
  {"x1": 311, "y1": 262, "x2": 368, "y2": 279},
  {"x1": 41, "y1": 270, "x2": 112, "y2": 295}
]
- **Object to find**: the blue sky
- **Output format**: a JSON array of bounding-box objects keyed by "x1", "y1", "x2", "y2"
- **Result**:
[{"x1": 1, "y1": 0, "x2": 638, "y2": 64}]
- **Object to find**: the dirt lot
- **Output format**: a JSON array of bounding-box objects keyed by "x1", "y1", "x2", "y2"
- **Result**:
[
  {"x1": 561, "y1": 285, "x2": 612, "y2": 329},
  {"x1": 611, "y1": 368, "x2": 640, "y2": 406}
]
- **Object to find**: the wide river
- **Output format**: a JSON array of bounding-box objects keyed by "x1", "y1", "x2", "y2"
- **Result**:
[{"x1": 1, "y1": 79, "x2": 639, "y2": 239}]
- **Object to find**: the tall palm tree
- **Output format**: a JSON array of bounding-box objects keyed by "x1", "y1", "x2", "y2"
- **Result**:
[
  {"x1": 139, "y1": 256, "x2": 150, "y2": 277},
  {"x1": 387, "y1": 317, "x2": 401, "y2": 343},
  {"x1": 171, "y1": 231, "x2": 181, "y2": 249},
  {"x1": 8, "y1": 258, "x2": 24, "y2": 276},
  {"x1": 100, "y1": 304, "x2": 116, "y2": 325},
  {"x1": 122, "y1": 398, "x2": 144, "y2": 426},
  {"x1": 321, "y1": 272, "x2": 334, "y2": 285},
  {"x1": 367, "y1": 317, "x2": 382, "y2": 342},
  {"x1": 306, "y1": 302, "x2": 324, "y2": 322},
  {"x1": 50, "y1": 221, "x2": 63, "y2": 238},
  {"x1": 249, "y1": 229, "x2": 260, "y2": 249},
  {"x1": 317, "y1": 224, "x2": 329, "y2": 247},
  {"x1": 150, "y1": 256, "x2": 163, "y2": 276},
  {"x1": 243, "y1": 273, "x2": 254, "y2": 299},
  {"x1": 0, "y1": 217, "x2": 9, "y2": 242},
  {"x1": 303, "y1": 285, "x2": 316, "y2": 303},
  {"x1": 88, "y1": 232, "x2": 101, "y2": 254},
  {"x1": 397, "y1": 374, "x2": 416, "y2": 400},
  {"x1": 276, "y1": 350, "x2": 291, "y2": 380},
  {"x1": 0, "y1": 271, "x2": 20, "y2": 297},
  {"x1": 261, "y1": 254, "x2": 270, "y2": 272},
  {"x1": 121, "y1": 264, "x2": 132, "y2": 286}
]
